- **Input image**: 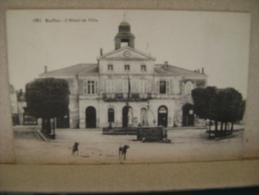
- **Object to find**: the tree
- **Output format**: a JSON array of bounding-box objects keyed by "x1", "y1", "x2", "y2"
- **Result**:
[
  {"x1": 26, "y1": 78, "x2": 70, "y2": 135},
  {"x1": 216, "y1": 88, "x2": 245, "y2": 133},
  {"x1": 192, "y1": 86, "x2": 218, "y2": 131},
  {"x1": 192, "y1": 86, "x2": 245, "y2": 137}
]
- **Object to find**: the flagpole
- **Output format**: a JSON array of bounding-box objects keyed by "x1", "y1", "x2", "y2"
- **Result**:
[
  {"x1": 126, "y1": 72, "x2": 131, "y2": 127},
  {"x1": 127, "y1": 73, "x2": 131, "y2": 100}
]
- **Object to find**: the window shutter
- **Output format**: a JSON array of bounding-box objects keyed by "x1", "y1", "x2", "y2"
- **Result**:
[
  {"x1": 156, "y1": 81, "x2": 160, "y2": 94},
  {"x1": 173, "y1": 78, "x2": 180, "y2": 94},
  {"x1": 86, "y1": 80, "x2": 89, "y2": 94},
  {"x1": 112, "y1": 80, "x2": 115, "y2": 93},
  {"x1": 79, "y1": 80, "x2": 83, "y2": 95},
  {"x1": 104, "y1": 80, "x2": 110, "y2": 93},
  {"x1": 95, "y1": 80, "x2": 99, "y2": 94},
  {"x1": 150, "y1": 81, "x2": 153, "y2": 93},
  {"x1": 166, "y1": 81, "x2": 170, "y2": 94},
  {"x1": 170, "y1": 79, "x2": 173, "y2": 94}
]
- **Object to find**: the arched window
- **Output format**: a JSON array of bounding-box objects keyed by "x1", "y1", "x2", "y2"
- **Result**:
[
  {"x1": 108, "y1": 108, "x2": 115, "y2": 123},
  {"x1": 184, "y1": 81, "x2": 194, "y2": 95}
]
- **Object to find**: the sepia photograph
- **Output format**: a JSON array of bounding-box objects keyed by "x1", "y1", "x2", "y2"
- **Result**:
[{"x1": 7, "y1": 9, "x2": 250, "y2": 164}]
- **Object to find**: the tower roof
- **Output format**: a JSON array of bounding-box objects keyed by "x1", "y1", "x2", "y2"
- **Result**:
[{"x1": 119, "y1": 21, "x2": 130, "y2": 26}]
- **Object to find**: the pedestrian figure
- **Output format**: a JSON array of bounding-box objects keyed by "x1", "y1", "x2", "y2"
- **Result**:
[{"x1": 72, "y1": 142, "x2": 79, "y2": 155}]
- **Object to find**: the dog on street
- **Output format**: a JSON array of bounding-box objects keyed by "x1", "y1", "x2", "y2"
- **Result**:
[
  {"x1": 72, "y1": 142, "x2": 79, "y2": 155},
  {"x1": 119, "y1": 145, "x2": 129, "y2": 160}
]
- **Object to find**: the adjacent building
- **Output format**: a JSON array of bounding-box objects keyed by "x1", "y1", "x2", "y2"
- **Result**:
[{"x1": 40, "y1": 21, "x2": 207, "y2": 129}]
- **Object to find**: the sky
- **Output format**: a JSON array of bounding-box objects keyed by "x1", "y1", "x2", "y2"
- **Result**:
[{"x1": 6, "y1": 10, "x2": 250, "y2": 97}]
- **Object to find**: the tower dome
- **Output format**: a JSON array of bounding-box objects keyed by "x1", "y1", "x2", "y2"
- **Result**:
[
  {"x1": 114, "y1": 21, "x2": 135, "y2": 49},
  {"x1": 119, "y1": 21, "x2": 130, "y2": 26}
]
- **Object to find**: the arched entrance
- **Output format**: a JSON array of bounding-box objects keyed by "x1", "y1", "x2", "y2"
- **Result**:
[
  {"x1": 140, "y1": 108, "x2": 147, "y2": 126},
  {"x1": 158, "y1": 106, "x2": 168, "y2": 127},
  {"x1": 56, "y1": 111, "x2": 70, "y2": 128},
  {"x1": 55, "y1": 107, "x2": 70, "y2": 128},
  {"x1": 122, "y1": 105, "x2": 132, "y2": 128},
  {"x1": 182, "y1": 104, "x2": 194, "y2": 126},
  {"x1": 108, "y1": 108, "x2": 115, "y2": 123},
  {"x1": 85, "y1": 106, "x2": 96, "y2": 128}
]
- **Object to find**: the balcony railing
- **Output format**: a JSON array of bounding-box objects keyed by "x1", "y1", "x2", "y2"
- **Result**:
[{"x1": 103, "y1": 93, "x2": 152, "y2": 102}]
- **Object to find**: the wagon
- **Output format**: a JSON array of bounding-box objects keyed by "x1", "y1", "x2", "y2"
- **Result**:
[{"x1": 136, "y1": 127, "x2": 169, "y2": 142}]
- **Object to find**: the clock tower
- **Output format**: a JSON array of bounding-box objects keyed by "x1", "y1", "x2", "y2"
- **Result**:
[
  {"x1": 97, "y1": 20, "x2": 156, "y2": 75},
  {"x1": 114, "y1": 21, "x2": 135, "y2": 50}
]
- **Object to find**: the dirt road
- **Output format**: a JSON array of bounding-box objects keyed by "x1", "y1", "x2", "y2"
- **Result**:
[{"x1": 13, "y1": 126, "x2": 244, "y2": 164}]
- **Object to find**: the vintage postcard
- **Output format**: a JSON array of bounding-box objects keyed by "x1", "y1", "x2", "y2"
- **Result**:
[{"x1": 7, "y1": 9, "x2": 250, "y2": 164}]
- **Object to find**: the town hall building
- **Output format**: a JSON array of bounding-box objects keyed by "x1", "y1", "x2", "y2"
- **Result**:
[{"x1": 40, "y1": 21, "x2": 207, "y2": 129}]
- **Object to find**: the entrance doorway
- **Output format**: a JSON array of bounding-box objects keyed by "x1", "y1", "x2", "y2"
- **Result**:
[
  {"x1": 56, "y1": 108, "x2": 70, "y2": 128},
  {"x1": 108, "y1": 108, "x2": 115, "y2": 123},
  {"x1": 85, "y1": 106, "x2": 96, "y2": 128},
  {"x1": 182, "y1": 104, "x2": 194, "y2": 126},
  {"x1": 158, "y1": 106, "x2": 168, "y2": 127},
  {"x1": 140, "y1": 108, "x2": 147, "y2": 126}
]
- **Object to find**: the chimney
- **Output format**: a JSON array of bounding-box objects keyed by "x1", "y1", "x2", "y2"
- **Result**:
[
  {"x1": 44, "y1": 66, "x2": 47, "y2": 73},
  {"x1": 164, "y1": 61, "x2": 168, "y2": 70},
  {"x1": 100, "y1": 48, "x2": 103, "y2": 56},
  {"x1": 202, "y1": 67, "x2": 204, "y2": 74}
]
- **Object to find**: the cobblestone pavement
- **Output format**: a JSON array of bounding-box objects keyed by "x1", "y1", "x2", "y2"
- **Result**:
[{"x1": 13, "y1": 125, "x2": 244, "y2": 164}]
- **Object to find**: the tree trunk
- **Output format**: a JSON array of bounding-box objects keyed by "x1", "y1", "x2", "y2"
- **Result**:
[
  {"x1": 231, "y1": 122, "x2": 234, "y2": 134},
  {"x1": 220, "y1": 122, "x2": 223, "y2": 131},
  {"x1": 215, "y1": 121, "x2": 218, "y2": 137},
  {"x1": 224, "y1": 122, "x2": 227, "y2": 134},
  {"x1": 43, "y1": 118, "x2": 51, "y2": 134}
]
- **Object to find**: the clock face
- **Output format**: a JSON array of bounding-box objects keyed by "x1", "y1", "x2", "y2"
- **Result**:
[{"x1": 123, "y1": 50, "x2": 131, "y2": 58}]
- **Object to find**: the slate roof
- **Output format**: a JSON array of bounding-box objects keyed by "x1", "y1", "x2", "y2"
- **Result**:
[
  {"x1": 39, "y1": 63, "x2": 98, "y2": 77},
  {"x1": 155, "y1": 64, "x2": 207, "y2": 78},
  {"x1": 39, "y1": 63, "x2": 206, "y2": 79}
]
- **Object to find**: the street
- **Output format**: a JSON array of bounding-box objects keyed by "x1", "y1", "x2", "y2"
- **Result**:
[{"x1": 13, "y1": 125, "x2": 244, "y2": 164}]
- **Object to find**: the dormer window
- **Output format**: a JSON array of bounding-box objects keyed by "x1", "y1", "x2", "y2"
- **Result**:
[
  {"x1": 141, "y1": 65, "x2": 146, "y2": 71},
  {"x1": 124, "y1": 64, "x2": 130, "y2": 71},
  {"x1": 108, "y1": 64, "x2": 113, "y2": 71}
]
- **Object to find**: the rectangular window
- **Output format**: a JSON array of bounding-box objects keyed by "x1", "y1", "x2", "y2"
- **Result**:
[
  {"x1": 88, "y1": 81, "x2": 95, "y2": 94},
  {"x1": 124, "y1": 64, "x2": 130, "y2": 71},
  {"x1": 160, "y1": 81, "x2": 166, "y2": 94},
  {"x1": 141, "y1": 65, "x2": 146, "y2": 71},
  {"x1": 108, "y1": 64, "x2": 113, "y2": 71},
  {"x1": 83, "y1": 81, "x2": 87, "y2": 94}
]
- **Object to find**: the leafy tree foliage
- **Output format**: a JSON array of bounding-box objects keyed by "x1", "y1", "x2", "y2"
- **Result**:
[
  {"x1": 192, "y1": 86, "x2": 218, "y2": 130},
  {"x1": 192, "y1": 86, "x2": 245, "y2": 135},
  {"x1": 26, "y1": 78, "x2": 70, "y2": 133}
]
